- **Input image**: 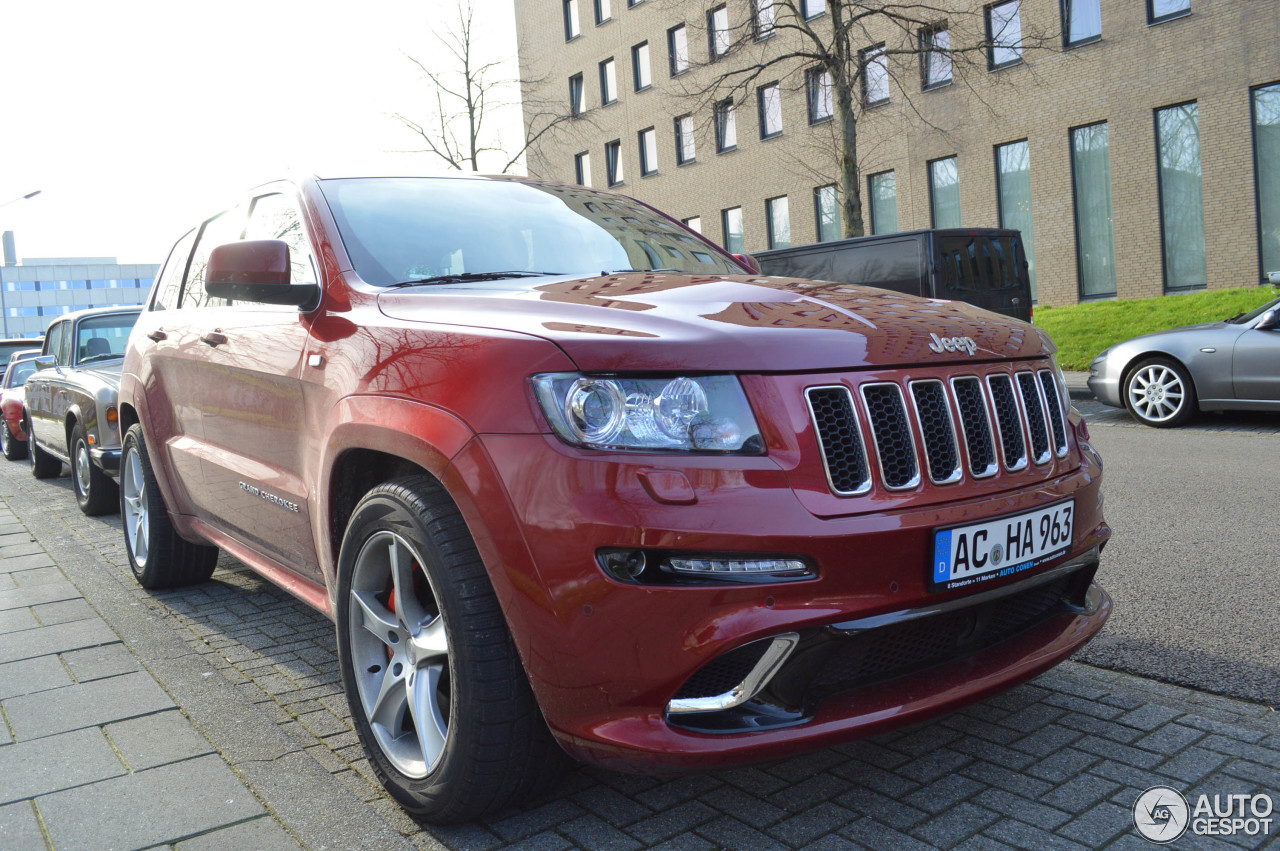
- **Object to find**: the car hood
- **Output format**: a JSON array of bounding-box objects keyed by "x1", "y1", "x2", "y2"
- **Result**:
[
  {"x1": 377, "y1": 272, "x2": 1052, "y2": 372},
  {"x1": 77, "y1": 361, "x2": 124, "y2": 389}
]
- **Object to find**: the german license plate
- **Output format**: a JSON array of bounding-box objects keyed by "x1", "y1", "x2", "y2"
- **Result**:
[{"x1": 930, "y1": 500, "x2": 1074, "y2": 592}]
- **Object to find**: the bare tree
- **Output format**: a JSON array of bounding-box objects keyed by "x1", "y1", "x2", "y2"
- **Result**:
[
  {"x1": 673, "y1": 0, "x2": 1055, "y2": 237},
  {"x1": 396, "y1": 2, "x2": 578, "y2": 173}
]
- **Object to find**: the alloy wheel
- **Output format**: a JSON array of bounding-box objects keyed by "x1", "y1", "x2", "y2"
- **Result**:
[
  {"x1": 1127, "y1": 364, "x2": 1186, "y2": 423},
  {"x1": 348, "y1": 530, "x2": 451, "y2": 779},
  {"x1": 121, "y1": 446, "x2": 149, "y2": 567}
]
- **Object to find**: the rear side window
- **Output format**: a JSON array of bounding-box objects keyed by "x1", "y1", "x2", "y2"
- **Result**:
[
  {"x1": 829, "y1": 239, "x2": 924, "y2": 296},
  {"x1": 152, "y1": 229, "x2": 197, "y2": 311},
  {"x1": 44, "y1": 322, "x2": 66, "y2": 363},
  {"x1": 182, "y1": 207, "x2": 247, "y2": 309},
  {"x1": 939, "y1": 235, "x2": 1027, "y2": 291}
]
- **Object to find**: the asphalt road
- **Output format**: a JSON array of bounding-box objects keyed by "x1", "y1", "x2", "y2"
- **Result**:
[{"x1": 1073, "y1": 403, "x2": 1280, "y2": 708}]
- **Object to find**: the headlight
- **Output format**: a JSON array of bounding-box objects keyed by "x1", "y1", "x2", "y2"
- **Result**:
[{"x1": 532, "y1": 373, "x2": 764, "y2": 453}]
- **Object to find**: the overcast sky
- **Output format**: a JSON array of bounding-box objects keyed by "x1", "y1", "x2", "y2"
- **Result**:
[{"x1": 0, "y1": 0, "x2": 521, "y2": 265}]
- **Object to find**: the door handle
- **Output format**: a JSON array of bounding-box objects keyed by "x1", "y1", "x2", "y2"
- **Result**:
[
  {"x1": 147, "y1": 329, "x2": 167, "y2": 342},
  {"x1": 201, "y1": 331, "x2": 228, "y2": 347}
]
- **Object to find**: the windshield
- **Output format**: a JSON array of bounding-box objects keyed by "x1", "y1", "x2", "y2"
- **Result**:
[
  {"x1": 5, "y1": 360, "x2": 37, "y2": 388},
  {"x1": 1229, "y1": 295, "x2": 1280, "y2": 324},
  {"x1": 319, "y1": 177, "x2": 742, "y2": 286},
  {"x1": 75, "y1": 312, "x2": 139, "y2": 364}
]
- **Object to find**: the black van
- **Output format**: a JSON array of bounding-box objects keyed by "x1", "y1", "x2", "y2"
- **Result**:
[{"x1": 752, "y1": 228, "x2": 1034, "y2": 323}]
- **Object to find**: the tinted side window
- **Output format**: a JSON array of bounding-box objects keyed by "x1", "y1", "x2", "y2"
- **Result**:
[
  {"x1": 244, "y1": 193, "x2": 318, "y2": 288},
  {"x1": 182, "y1": 207, "x2": 247, "y2": 309},
  {"x1": 830, "y1": 240, "x2": 924, "y2": 296},
  {"x1": 152, "y1": 229, "x2": 197, "y2": 311}
]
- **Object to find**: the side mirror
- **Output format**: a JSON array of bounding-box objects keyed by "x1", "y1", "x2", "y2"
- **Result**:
[
  {"x1": 33, "y1": 355, "x2": 56, "y2": 368},
  {"x1": 733, "y1": 253, "x2": 761, "y2": 275},
  {"x1": 205, "y1": 240, "x2": 319, "y2": 308},
  {"x1": 1256, "y1": 308, "x2": 1280, "y2": 331},
  {"x1": 1268, "y1": 270, "x2": 1280, "y2": 286}
]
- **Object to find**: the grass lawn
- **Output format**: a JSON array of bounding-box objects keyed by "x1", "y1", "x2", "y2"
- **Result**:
[{"x1": 1035, "y1": 286, "x2": 1279, "y2": 371}]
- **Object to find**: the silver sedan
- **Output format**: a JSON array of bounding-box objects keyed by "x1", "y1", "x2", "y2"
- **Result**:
[{"x1": 1088, "y1": 293, "x2": 1280, "y2": 427}]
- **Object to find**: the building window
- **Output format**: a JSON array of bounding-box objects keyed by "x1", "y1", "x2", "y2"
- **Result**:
[
  {"x1": 595, "y1": 0, "x2": 610, "y2": 24},
  {"x1": 683, "y1": 216, "x2": 702, "y2": 233},
  {"x1": 569, "y1": 74, "x2": 584, "y2": 115},
  {"x1": 715, "y1": 99, "x2": 737, "y2": 152},
  {"x1": 599, "y1": 58, "x2": 617, "y2": 105},
  {"x1": 668, "y1": 25, "x2": 689, "y2": 75},
  {"x1": 1071, "y1": 122, "x2": 1117, "y2": 298},
  {"x1": 996, "y1": 140, "x2": 1037, "y2": 299},
  {"x1": 575, "y1": 152, "x2": 591, "y2": 186},
  {"x1": 1148, "y1": 0, "x2": 1190, "y2": 24},
  {"x1": 862, "y1": 45, "x2": 889, "y2": 106},
  {"x1": 1254, "y1": 82, "x2": 1280, "y2": 279},
  {"x1": 807, "y1": 67, "x2": 833, "y2": 124},
  {"x1": 929, "y1": 156, "x2": 961, "y2": 229},
  {"x1": 1062, "y1": 0, "x2": 1101, "y2": 46},
  {"x1": 754, "y1": 0, "x2": 775, "y2": 38},
  {"x1": 722, "y1": 207, "x2": 744, "y2": 253},
  {"x1": 802, "y1": 0, "x2": 826, "y2": 19},
  {"x1": 709, "y1": 5, "x2": 730, "y2": 58},
  {"x1": 869, "y1": 171, "x2": 899, "y2": 234},
  {"x1": 814, "y1": 185, "x2": 840, "y2": 242},
  {"x1": 564, "y1": 0, "x2": 580, "y2": 39},
  {"x1": 638, "y1": 127, "x2": 658, "y2": 175},
  {"x1": 628, "y1": 0, "x2": 643, "y2": 6},
  {"x1": 758, "y1": 83, "x2": 783, "y2": 138},
  {"x1": 1156, "y1": 102, "x2": 1207, "y2": 291},
  {"x1": 920, "y1": 24, "x2": 952, "y2": 89},
  {"x1": 766, "y1": 197, "x2": 791, "y2": 249},
  {"x1": 986, "y1": 1, "x2": 1023, "y2": 70},
  {"x1": 632, "y1": 42, "x2": 651, "y2": 90},
  {"x1": 606, "y1": 139, "x2": 623, "y2": 185},
  {"x1": 675, "y1": 114, "x2": 696, "y2": 164}
]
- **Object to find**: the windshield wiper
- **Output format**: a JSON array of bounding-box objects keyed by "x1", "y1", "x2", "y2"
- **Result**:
[
  {"x1": 602, "y1": 268, "x2": 684, "y2": 274},
  {"x1": 78, "y1": 353, "x2": 123, "y2": 364},
  {"x1": 386, "y1": 271, "x2": 557, "y2": 289}
]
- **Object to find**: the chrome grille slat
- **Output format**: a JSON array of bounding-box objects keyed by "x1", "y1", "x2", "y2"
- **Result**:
[
  {"x1": 986, "y1": 374, "x2": 1028, "y2": 471},
  {"x1": 805, "y1": 386, "x2": 872, "y2": 496},
  {"x1": 1038, "y1": 369, "x2": 1069, "y2": 457},
  {"x1": 860, "y1": 383, "x2": 921, "y2": 491},
  {"x1": 908, "y1": 380, "x2": 962, "y2": 485},
  {"x1": 951, "y1": 376, "x2": 999, "y2": 478},
  {"x1": 1016, "y1": 371, "x2": 1052, "y2": 465}
]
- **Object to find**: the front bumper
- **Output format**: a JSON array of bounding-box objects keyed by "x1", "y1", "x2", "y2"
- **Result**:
[
  {"x1": 1088, "y1": 356, "x2": 1124, "y2": 408},
  {"x1": 90, "y1": 447, "x2": 121, "y2": 478},
  {"x1": 470, "y1": 429, "x2": 1110, "y2": 771}
]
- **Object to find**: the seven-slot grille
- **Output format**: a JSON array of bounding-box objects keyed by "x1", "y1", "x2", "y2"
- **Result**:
[{"x1": 808, "y1": 368, "x2": 1069, "y2": 496}]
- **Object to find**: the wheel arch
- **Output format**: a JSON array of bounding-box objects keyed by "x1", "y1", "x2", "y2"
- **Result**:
[{"x1": 1119, "y1": 350, "x2": 1201, "y2": 404}]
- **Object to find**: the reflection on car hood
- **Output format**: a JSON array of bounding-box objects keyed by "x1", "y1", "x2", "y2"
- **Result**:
[{"x1": 377, "y1": 272, "x2": 1053, "y2": 371}]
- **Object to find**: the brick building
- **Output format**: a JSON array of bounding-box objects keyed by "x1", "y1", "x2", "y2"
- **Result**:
[{"x1": 514, "y1": 0, "x2": 1280, "y2": 306}]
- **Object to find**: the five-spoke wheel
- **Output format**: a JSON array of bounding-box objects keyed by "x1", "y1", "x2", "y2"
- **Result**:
[{"x1": 1123, "y1": 357, "x2": 1196, "y2": 428}]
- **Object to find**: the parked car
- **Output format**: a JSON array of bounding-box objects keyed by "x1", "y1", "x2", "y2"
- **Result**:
[
  {"x1": 24, "y1": 307, "x2": 142, "y2": 513},
  {"x1": 0, "y1": 354, "x2": 41, "y2": 460},
  {"x1": 120, "y1": 175, "x2": 1109, "y2": 822},
  {"x1": 752, "y1": 228, "x2": 1034, "y2": 323},
  {"x1": 1088, "y1": 289, "x2": 1280, "y2": 427},
  {"x1": 0, "y1": 337, "x2": 44, "y2": 364},
  {"x1": 7, "y1": 347, "x2": 42, "y2": 365}
]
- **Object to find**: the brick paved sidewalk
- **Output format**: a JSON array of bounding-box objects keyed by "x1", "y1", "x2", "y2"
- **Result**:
[{"x1": 1, "y1": 460, "x2": 1278, "y2": 850}]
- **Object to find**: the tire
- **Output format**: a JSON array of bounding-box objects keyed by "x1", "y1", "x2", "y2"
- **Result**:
[
  {"x1": 71, "y1": 425, "x2": 118, "y2": 515},
  {"x1": 1, "y1": 420, "x2": 26, "y2": 461},
  {"x1": 27, "y1": 419, "x2": 62, "y2": 479},
  {"x1": 120, "y1": 424, "x2": 218, "y2": 588},
  {"x1": 1123, "y1": 357, "x2": 1197, "y2": 428},
  {"x1": 335, "y1": 475, "x2": 567, "y2": 823}
]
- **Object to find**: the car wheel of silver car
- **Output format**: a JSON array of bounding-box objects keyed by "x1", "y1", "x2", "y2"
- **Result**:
[
  {"x1": 70, "y1": 424, "x2": 118, "y2": 516},
  {"x1": 335, "y1": 475, "x2": 567, "y2": 823},
  {"x1": 26, "y1": 418, "x2": 61, "y2": 479},
  {"x1": 1123, "y1": 357, "x2": 1197, "y2": 428},
  {"x1": 1, "y1": 420, "x2": 26, "y2": 462},
  {"x1": 120, "y1": 424, "x2": 218, "y2": 588}
]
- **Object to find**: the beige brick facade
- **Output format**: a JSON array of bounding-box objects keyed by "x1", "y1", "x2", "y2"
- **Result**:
[{"x1": 516, "y1": 0, "x2": 1280, "y2": 305}]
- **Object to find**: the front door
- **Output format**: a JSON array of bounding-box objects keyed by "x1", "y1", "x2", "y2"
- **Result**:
[{"x1": 1232, "y1": 323, "x2": 1280, "y2": 402}]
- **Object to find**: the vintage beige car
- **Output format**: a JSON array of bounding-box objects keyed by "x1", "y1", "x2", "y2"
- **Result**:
[{"x1": 24, "y1": 306, "x2": 142, "y2": 514}]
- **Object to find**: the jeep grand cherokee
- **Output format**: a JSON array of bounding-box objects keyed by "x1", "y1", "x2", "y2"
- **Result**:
[{"x1": 118, "y1": 175, "x2": 1110, "y2": 822}]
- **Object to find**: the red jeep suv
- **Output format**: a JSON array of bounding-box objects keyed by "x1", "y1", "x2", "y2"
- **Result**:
[{"x1": 119, "y1": 175, "x2": 1110, "y2": 822}]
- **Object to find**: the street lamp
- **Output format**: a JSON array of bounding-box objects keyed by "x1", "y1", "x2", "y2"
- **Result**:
[{"x1": 0, "y1": 190, "x2": 43, "y2": 338}]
